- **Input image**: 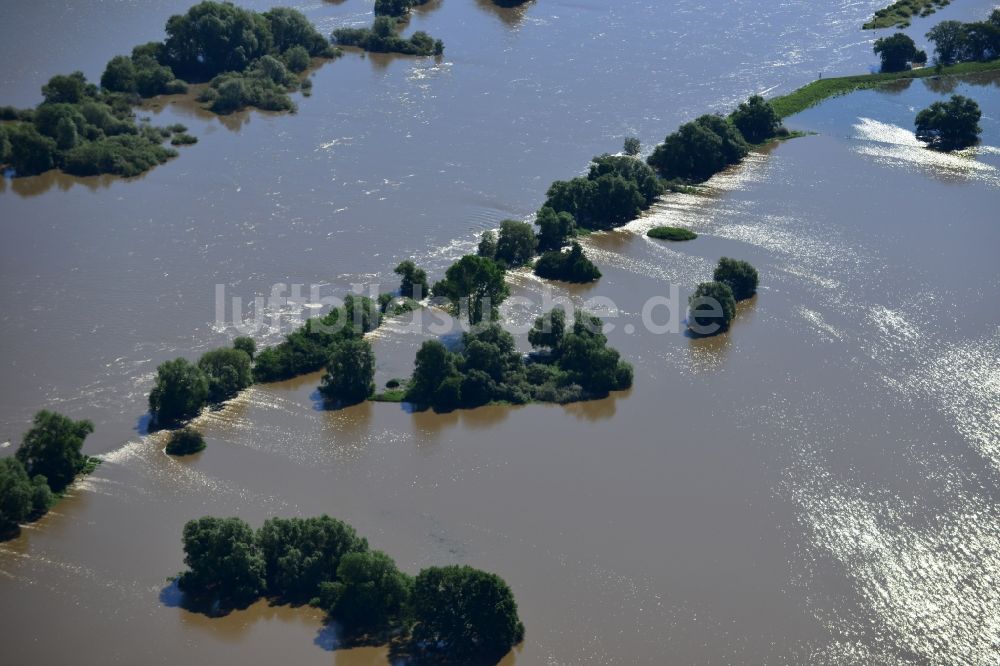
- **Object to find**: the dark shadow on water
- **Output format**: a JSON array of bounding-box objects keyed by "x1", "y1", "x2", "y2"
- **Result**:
[
  {"x1": 159, "y1": 579, "x2": 253, "y2": 618},
  {"x1": 876, "y1": 77, "x2": 914, "y2": 95},
  {"x1": 134, "y1": 413, "x2": 153, "y2": 436},
  {"x1": 3, "y1": 169, "x2": 124, "y2": 198},
  {"x1": 562, "y1": 389, "x2": 627, "y2": 422},
  {"x1": 474, "y1": 0, "x2": 535, "y2": 28}
]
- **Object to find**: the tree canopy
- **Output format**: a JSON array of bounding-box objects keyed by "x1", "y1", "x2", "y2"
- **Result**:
[
  {"x1": 535, "y1": 205, "x2": 576, "y2": 252},
  {"x1": 149, "y1": 358, "x2": 210, "y2": 426},
  {"x1": 873, "y1": 33, "x2": 924, "y2": 72},
  {"x1": 914, "y1": 94, "x2": 982, "y2": 150},
  {"x1": 730, "y1": 95, "x2": 782, "y2": 144},
  {"x1": 319, "y1": 338, "x2": 376, "y2": 406},
  {"x1": 15, "y1": 410, "x2": 94, "y2": 492},
  {"x1": 688, "y1": 282, "x2": 737, "y2": 336},
  {"x1": 333, "y1": 17, "x2": 444, "y2": 56},
  {"x1": 166, "y1": 427, "x2": 207, "y2": 456},
  {"x1": 431, "y1": 255, "x2": 510, "y2": 325},
  {"x1": 713, "y1": 257, "x2": 759, "y2": 300},
  {"x1": 647, "y1": 114, "x2": 750, "y2": 183},
  {"x1": 394, "y1": 260, "x2": 429, "y2": 300},
  {"x1": 177, "y1": 516, "x2": 266, "y2": 608},
  {"x1": 0, "y1": 458, "x2": 51, "y2": 535},
  {"x1": 926, "y1": 12, "x2": 1000, "y2": 65},
  {"x1": 533, "y1": 242, "x2": 602, "y2": 283},
  {"x1": 315, "y1": 550, "x2": 412, "y2": 630},
  {"x1": 494, "y1": 220, "x2": 538, "y2": 266}
]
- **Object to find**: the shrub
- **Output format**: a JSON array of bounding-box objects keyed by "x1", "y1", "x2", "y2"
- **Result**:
[
  {"x1": 166, "y1": 428, "x2": 206, "y2": 456},
  {"x1": 533, "y1": 242, "x2": 602, "y2": 283},
  {"x1": 688, "y1": 281, "x2": 736, "y2": 335},
  {"x1": 332, "y1": 17, "x2": 444, "y2": 56},
  {"x1": 15, "y1": 410, "x2": 95, "y2": 493},
  {"x1": 623, "y1": 136, "x2": 641, "y2": 156},
  {"x1": 713, "y1": 257, "x2": 759, "y2": 300},
  {"x1": 170, "y1": 133, "x2": 198, "y2": 146},
  {"x1": 647, "y1": 226, "x2": 697, "y2": 241}
]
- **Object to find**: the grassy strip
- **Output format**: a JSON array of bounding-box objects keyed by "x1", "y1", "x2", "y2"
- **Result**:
[
  {"x1": 863, "y1": 0, "x2": 949, "y2": 29},
  {"x1": 647, "y1": 226, "x2": 697, "y2": 241},
  {"x1": 372, "y1": 389, "x2": 406, "y2": 403},
  {"x1": 769, "y1": 59, "x2": 1000, "y2": 119}
]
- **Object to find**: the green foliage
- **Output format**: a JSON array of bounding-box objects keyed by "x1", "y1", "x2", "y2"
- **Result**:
[
  {"x1": 203, "y1": 67, "x2": 297, "y2": 115},
  {"x1": 253, "y1": 296, "x2": 381, "y2": 383},
  {"x1": 61, "y1": 134, "x2": 177, "y2": 177},
  {"x1": 319, "y1": 338, "x2": 376, "y2": 406},
  {"x1": 282, "y1": 45, "x2": 312, "y2": 73},
  {"x1": 166, "y1": 427, "x2": 207, "y2": 456},
  {"x1": 316, "y1": 550, "x2": 412, "y2": 629},
  {"x1": 6, "y1": 123, "x2": 57, "y2": 175},
  {"x1": 178, "y1": 517, "x2": 265, "y2": 607},
  {"x1": 0, "y1": 458, "x2": 35, "y2": 533},
  {"x1": 258, "y1": 515, "x2": 368, "y2": 602},
  {"x1": 42, "y1": 72, "x2": 95, "y2": 104},
  {"x1": 915, "y1": 94, "x2": 982, "y2": 150},
  {"x1": 0, "y1": 125, "x2": 10, "y2": 164},
  {"x1": 874, "y1": 33, "x2": 922, "y2": 72},
  {"x1": 431, "y1": 255, "x2": 510, "y2": 325},
  {"x1": 647, "y1": 226, "x2": 697, "y2": 241},
  {"x1": 412, "y1": 565, "x2": 525, "y2": 660},
  {"x1": 477, "y1": 230, "x2": 498, "y2": 259},
  {"x1": 263, "y1": 7, "x2": 332, "y2": 56},
  {"x1": 163, "y1": 1, "x2": 274, "y2": 80},
  {"x1": 543, "y1": 153, "x2": 663, "y2": 231},
  {"x1": 149, "y1": 358, "x2": 210, "y2": 426},
  {"x1": 198, "y1": 347, "x2": 253, "y2": 403},
  {"x1": 495, "y1": 219, "x2": 538, "y2": 266},
  {"x1": 394, "y1": 260, "x2": 429, "y2": 299},
  {"x1": 333, "y1": 17, "x2": 444, "y2": 56},
  {"x1": 533, "y1": 242, "x2": 602, "y2": 283},
  {"x1": 233, "y1": 336, "x2": 257, "y2": 360},
  {"x1": 647, "y1": 114, "x2": 750, "y2": 183},
  {"x1": 713, "y1": 257, "x2": 759, "y2": 300},
  {"x1": 623, "y1": 136, "x2": 641, "y2": 156},
  {"x1": 730, "y1": 95, "x2": 782, "y2": 144},
  {"x1": 535, "y1": 205, "x2": 576, "y2": 252},
  {"x1": 15, "y1": 410, "x2": 94, "y2": 493},
  {"x1": 688, "y1": 281, "x2": 736, "y2": 335}
]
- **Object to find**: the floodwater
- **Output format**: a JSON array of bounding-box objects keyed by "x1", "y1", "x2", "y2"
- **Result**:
[{"x1": 1, "y1": 0, "x2": 999, "y2": 664}]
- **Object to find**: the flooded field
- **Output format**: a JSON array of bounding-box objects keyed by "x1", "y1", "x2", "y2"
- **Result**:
[{"x1": 1, "y1": 0, "x2": 999, "y2": 663}]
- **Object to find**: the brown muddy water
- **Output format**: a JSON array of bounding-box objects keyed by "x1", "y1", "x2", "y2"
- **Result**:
[{"x1": 2, "y1": 1, "x2": 1000, "y2": 664}]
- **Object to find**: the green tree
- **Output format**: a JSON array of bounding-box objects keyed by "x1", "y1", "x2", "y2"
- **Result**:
[
  {"x1": 534, "y1": 205, "x2": 576, "y2": 252},
  {"x1": 0, "y1": 126, "x2": 10, "y2": 165},
  {"x1": 477, "y1": 230, "x2": 497, "y2": 259},
  {"x1": 730, "y1": 95, "x2": 781, "y2": 143},
  {"x1": 926, "y1": 20, "x2": 967, "y2": 65},
  {"x1": 15, "y1": 410, "x2": 94, "y2": 492},
  {"x1": 149, "y1": 358, "x2": 210, "y2": 425},
  {"x1": 533, "y1": 242, "x2": 601, "y2": 283},
  {"x1": 404, "y1": 340, "x2": 457, "y2": 404},
  {"x1": 6, "y1": 123, "x2": 57, "y2": 176},
  {"x1": 319, "y1": 338, "x2": 376, "y2": 406},
  {"x1": 647, "y1": 115, "x2": 749, "y2": 183},
  {"x1": 623, "y1": 136, "x2": 641, "y2": 156},
  {"x1": 41, "y1": 72, "x2": 91, "y2": 104},
  {"x1": 873, "y1": 32, "x2": 921, "y2": 72},
  {"x1": 263, "y1": 7, "x2": 330, "y2": 55},
  {"x1": 163, "y1": 2, "x2": 275, "y2": 80},
  {"x1": 528, "y1": 307, "x2": 567, "y2": 352},
  {"x1": 257, "y1": 515, "x2": 368, "y2": 601},
  {"x1": 0, "y1": 458, "x2": 34, "y2": 533},
  {"x1": 177, "y1": 516, "x2": 265, "y2": 607},
  {"x1": 282, "y1": 45, "x2": 311, "y2": 73},
  {"x1": 432, "y1": 255, "x2": 510, "y2": 325},
  {"x1": 495, "y1": 219, "x2": 538, "y2": 266},
  {"x1": 394, "y1": 260, "x2": 429, "y2": 299},
  {"x1": 101, "y1": 55, "x2": 138, "y2": 93},
  {"x1": 915, "y1": 94, "x2": 982, "y2": 150},
  {"x1": 412, "y1": 565, "x2": 525, "y2": 659},
  {"x1": 688, "y1": 281, "x2": 736, "y2": 336},
  {"x1": 316, "y1": 550, "x2": 412, "y2": 629},
  {"x1": 713, "y1": 257, "x2": 759, "y2": 300},
  {"x1": 233, "y1": 336, "x2": 256, "y2": 360},
  {"x1": 198, "y1": 347, "x2": 253, "y2": 403}
]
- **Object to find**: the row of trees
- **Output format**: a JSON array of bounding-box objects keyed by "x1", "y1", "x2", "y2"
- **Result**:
[
  {"x1": 176, "y1": 515, "x2": 524, "y2": 660},
  {"x1": 403, "y1": 309, "x2": 633, "y2": 410},
  {"x1": 688, "y1": 258, "x2": 759, "y2": 335},
  {"x1": 925, "y1": 10, "x2": 1000, "y2": 65},
  {"x1": 148, "y1": 337, "x2": 256, "y2": 426},
  {"x1": 333, "y1": 16, "x2": 444, "y2": 56},
  {"x1": 0, "y1": 411, "x2": 96, "y2": 536}
]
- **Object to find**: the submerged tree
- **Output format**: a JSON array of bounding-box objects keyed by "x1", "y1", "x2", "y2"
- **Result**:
[
  {"x1": 873, "y1": 33, "x2": 923, "y2": 72},
  {"x1": 915, "y1": 94, "x2": 982, "y2": 150},
  {"x1": 319, "y1": 338, "x2": 376, "y2": 406},
  {"x1": 149, "y1": 358, "x2": 210, "y2": 426},
  {"x1": 713, "y1": 257, "x2": 759, "y2": 301},
  {"x1": 177, "y1": 516, "x2": 266, "y2": 607},
  {"x1": 432, "y1": 255, "x2": 510, "y2": 325},
  {"x1": 394, "y1": 260, "x2": 429, "y2": 300},
  {"x1": 688, "y1": 282, "x2": 736, "y2": 336},
  {"x1": 15, "y1": 410, "x2": 94, "y2": 493}
]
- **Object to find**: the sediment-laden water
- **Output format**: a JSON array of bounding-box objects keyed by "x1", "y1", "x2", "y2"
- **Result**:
[{"x1": 1, "y1": 1, "x2": 998, "y2": 663}]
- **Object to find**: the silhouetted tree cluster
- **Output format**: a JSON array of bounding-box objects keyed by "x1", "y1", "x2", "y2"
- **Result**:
[
  {"x1": 175, "y1": 514, "x2": 524, "y2": 659},
  {"x1": 729, "y1": 95, "x2": 782, "y2": 144},
  {"x1": 431, "y1": 255, "x2": 510, "y2": 325},
  {"x1": 688, "y1": 258, "x2": 759, "y2": 336},
  {"x1": 543, "y1": 154, "x2": 664, "y2": 230},
  {"x1": 394, "y1": 260, "x2": 429, "y2": 300},
  {"x1": 374, "y1": 0, "x2": 432, "y2": 18},
  {"x1": 149, "y1": 339, "x2": 254, "y2": 426},
  {"x1": 2, "y1": 411, "x2": 96, "y2": 536},
  {"x1": 925, "y1": 10, "x2": 1000, "y2": 65},
  {"x1": 533, "y1": 242, "x2": 602, "y2": 283},
  {"x1": 647, "y1": 114, "x2": 750, "y2": 183},
  {"x1": 915, "y1": 94, "x2": 982, "y2": 150},
  {"x1": 404, "y1": 309, "x2": 632, "y2": 410},
  {"x1": 333, "y1": 16, "x2": 444, "y2": 56},
  {"x1": 166, "y1": 427, "x2": 207, "y2": 456},
  {"x1": 477, "y1": 220, "x2": 538, "y2": 266},
  {"x1": 873, "y1": 33, "x2": 926, "y2": 72}
]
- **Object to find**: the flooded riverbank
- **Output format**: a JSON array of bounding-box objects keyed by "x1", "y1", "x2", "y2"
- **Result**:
[{"x1": 2, "y1": 1, "x2": 999, "y2": 663}]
